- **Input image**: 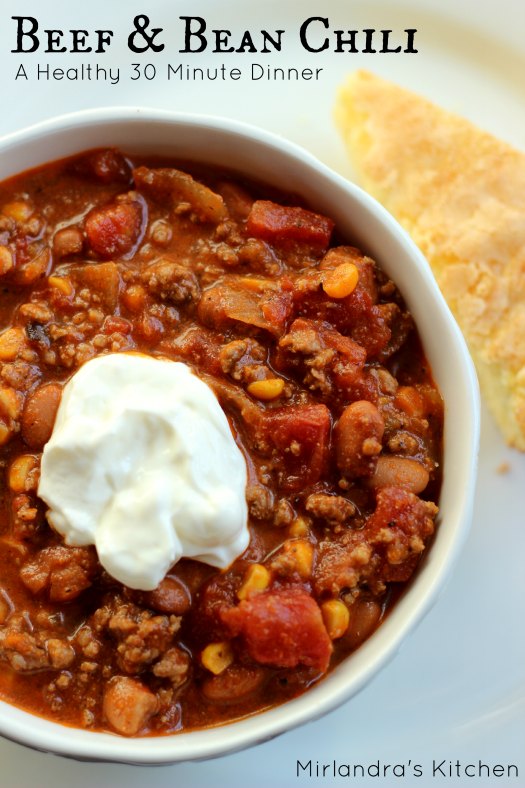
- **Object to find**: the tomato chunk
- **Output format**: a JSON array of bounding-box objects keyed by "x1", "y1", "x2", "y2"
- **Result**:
[
  {"x1": 247, "y1": 200, "x2": 334, "y2": 250},
  {"x1": 221, "y1": 587, "x2": 332, "y2": 672},
  {"x1": 85, "y1": 199, "x2": 143, "y2": 259},
  {"x1": 266, "y1": 403, "x2": 331, "y2": 491},
  {"x1": 164, "y1": 326, "x2": 224, "y2": 377},
  {"x1": 365, "y1": 487, "x2": 437, "y2": 582}
]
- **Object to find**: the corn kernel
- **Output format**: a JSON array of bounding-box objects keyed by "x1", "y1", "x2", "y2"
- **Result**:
[
  {"x1": 247, "y1": 378, "x2": 285, "y2": 401},
  {"x1": 2, "y1": 200, "x2": 33, "y2": 223},
  {"x1": 122, "y1": 284, "x2": 147, "y2": 313},
  {"x1": 0, "y1": 420, "x2": 11, "y2": 446},
  {"x1": 288, "y1": 516, "x2": 310, "y2": 538},
  {"x1": 321, "y1": 599, "x2": 350, "y2": 640},
  {"x1": 322, "y1": 262, "x2": 359, "y2": 299},
  {"x1": 0, "y1": 246, "x2": 13, "y2": 275},
  {"x1": 9, "y1": 455, "x2": 39, "y2": 494},
  {"x1": 237, "y1": 564, "x2": 270, "y2": 600},
  {"x1": 201, "y1": 641, "x2": 234, "y2": 675},
  {"x1": 0, "y1": 327, "x2": 26, "y2": 361},
  {"x1": 283, "y1": 539, "x2": 314, "y2": 579},
  {"x1": 0, "y1": 387, "x2": 22, "y2": 420},
  {"x1": 48, "y1": 275, "x2": 74, "y2": 296}
]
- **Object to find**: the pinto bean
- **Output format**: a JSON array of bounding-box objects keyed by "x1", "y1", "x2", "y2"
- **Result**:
[
  {"x1": 145, "y1": 576, "x2": 191, "y2": 615},
  {"x1": 53, "y1": 226, "x2": 83, "y2": 259},
  {"x1": 335, "y1": 400, "x2": 384, "y2": 477},
  {"x1": 201, "y1": 665, "x2": 266, "y2": 705},
  {"x1": 21, "y1": 383, "x2": 62, "y2": 449},
  {"x1": 369, "y1": 456, "x2": 429, "y2": 494},
  {"x1": 342, "y1": 599, "x2": 382, "y2": 651}
]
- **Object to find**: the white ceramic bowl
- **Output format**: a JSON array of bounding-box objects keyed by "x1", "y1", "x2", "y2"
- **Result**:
[{"x1": 0, "y1": 109, "x2": 480, "y2": 764}]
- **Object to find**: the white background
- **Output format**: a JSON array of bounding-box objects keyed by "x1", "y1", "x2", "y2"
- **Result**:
[{"x1": 0, "y1": 1, "x2": 524, "y2": 786}]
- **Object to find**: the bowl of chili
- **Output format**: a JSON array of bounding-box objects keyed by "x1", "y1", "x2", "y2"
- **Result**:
[{"x1": 0, "y1": 109, "x2": 479, "y2": 763}]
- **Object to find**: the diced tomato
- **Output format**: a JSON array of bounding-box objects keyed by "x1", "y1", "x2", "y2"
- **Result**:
[
  {"x1": 247, "y1": 201, "x2": 334, "y2": 250},
  {"x1": 163, "y1": 326, "x2": 224, "y2": 377},
  {"x1": 221, "y1": 587, "x2": 332, "y2": 672},
  {"x1": 349, "y1": 305, "x2": 392, "y2": 359},
  {"x1": 191, "y1": 570, "x2": 242, "y2": 645},
  {"x1": 365, "y1": 487, "x2": 436, "y2": 582},
  {"x1": 292, "y1": 280, "x2": 391, "y2": 359},
  {"x1": 260, "y1": 291, "x2": 293, "y2": 335},
  {"x1": 266, "y1": 403, "x2": 331, "y2": 491},
  {"x1": 85, "y1": 200, "x2": 143, "y2": 259},
  {"x1": 102, "y1": 315, "x2": 132, "y2": 335},
  {"x1": 290, "y1": 318, "x2": 367, "y2": 366},
  {"x1": 276, "y1": 318, "x2": 377, "y2": 402}
]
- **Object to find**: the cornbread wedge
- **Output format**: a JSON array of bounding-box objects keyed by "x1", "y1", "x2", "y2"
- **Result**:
[{"x1": 335, "y1": 70, "x2": 525, "y2": 449}]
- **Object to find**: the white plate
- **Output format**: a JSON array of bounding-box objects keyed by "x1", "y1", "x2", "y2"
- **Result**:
[{"x1": 0, "y1": 0, "x2": 523, "y2": 785}]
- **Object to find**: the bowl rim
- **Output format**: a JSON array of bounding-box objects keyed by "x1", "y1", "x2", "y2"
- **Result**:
[{"x1": 0, "y1": 107, "x2": 480, "y2": 764}]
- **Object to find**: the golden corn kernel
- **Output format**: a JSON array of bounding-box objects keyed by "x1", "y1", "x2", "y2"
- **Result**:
[
  {"x1": 322, "y1": 262, "x2": 359, "y2": 299},
  {"x1": 237, "y1": 564, "x2": 270, "y2": 600},
  {"x1": 0, "y1": 387, "x2": 22, "y2": 420},
  {"x1": 247, "y1": 378, "x2": 285, "y2": 401},
  {"x1": 2, "y1": 200, "x2": 33, "y2": 223},
  {"x1": 48, "y1": 275, "x2": 74, "y2": 296},
  {"x1": 0, "y1": 420, "x2": 11, "y2": 446},
  {"x1": 0, "y1": 245, "x2": 14, "y2": 276},
  {"x1": 122, "y1": 284, "x2": 147, "y2": 313},
  {"x1": 0, "y1": 327, "x2": 26, "y2": 361},
  {"x1": 283, "y1": 539, "x2": 314, "y2": 579},
  {"x1": 9, "y1": 455, "x2": 39, "y2": 494},
  {"x1": 201, "y1": 641, "x2": 234, "y2": 675},
  {"x1": 321, "y1": 599, "x2": 350, "y2": 640},
  {"x1": 288, "y1": 516, "x2": 310, "y2": 538}
]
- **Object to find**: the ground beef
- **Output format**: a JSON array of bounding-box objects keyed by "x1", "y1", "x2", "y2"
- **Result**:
[
  {"x1": 104, "y1": 600, "x2": 181, "y2": 674},
  {"x1": 19, "y1": 545, "x2": 98, "y2": 602}
]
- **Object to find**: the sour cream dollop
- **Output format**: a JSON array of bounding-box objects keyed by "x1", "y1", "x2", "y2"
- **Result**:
[{"x1": 38, "y1": 353, "x2": 249, "y2": 590}]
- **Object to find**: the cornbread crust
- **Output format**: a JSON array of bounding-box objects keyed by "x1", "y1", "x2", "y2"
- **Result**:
[{"x1": 335, "y1": 70, "x2": 525, "y2": 449}]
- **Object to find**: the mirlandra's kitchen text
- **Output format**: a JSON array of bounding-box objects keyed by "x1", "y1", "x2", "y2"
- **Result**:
[{"x1": 296, "y1": 759, "x2": 520, "y2": 780}]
